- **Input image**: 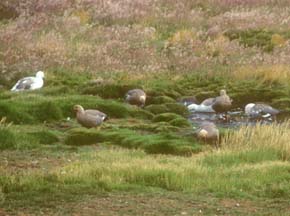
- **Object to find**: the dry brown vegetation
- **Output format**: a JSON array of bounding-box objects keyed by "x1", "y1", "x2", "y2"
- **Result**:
[{"x1": 2, "y1": 0, "x2": 290, "y2": 84}]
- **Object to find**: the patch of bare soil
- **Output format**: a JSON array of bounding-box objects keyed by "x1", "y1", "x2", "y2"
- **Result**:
[
  {"x1": 0, "y1": 150, "x2": 76, "y2": 174},
  {"x1": 3, "y1": 192, "x2": 290, "y2": 216},
  {"x1": 29, "y1": 192, "x2": 282, "y2": 216}
]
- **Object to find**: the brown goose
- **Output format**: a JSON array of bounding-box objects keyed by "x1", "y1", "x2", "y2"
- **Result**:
[
  {"x1": 212, "y1": 89, "x2": 232, "y2": 113},
  {"x1": 195, "y1": 122, "x2": 219, "y2": 146},
  {"x1": 125, "y1": 89, "x2": 146, "y2": 107},
  {"x1": 73, "y1": 105, "x2": 107, "y2": 128}
]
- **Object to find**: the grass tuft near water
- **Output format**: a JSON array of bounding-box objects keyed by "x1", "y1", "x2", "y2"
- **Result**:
[
  {"x1": 64, "y1": 127, "x2": 201, "y2": 156},
  {"x1": 221, "y1": 121, "x2": 290, "y2": 160}
]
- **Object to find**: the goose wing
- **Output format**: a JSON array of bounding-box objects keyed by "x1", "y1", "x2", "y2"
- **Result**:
[
  {"x1": 201, "y1": 98, "x2": 215, "y2": 106},
  {"x1": 85, "y1": 109, "x2": 107, "y2": 120},
  {"x1": 77, "y1": 111, "x2": 105, "y2": 128},
  {"x1": 255, "y1": 103, "x2": 279, "y2": 115},
  {"x1": 11, "y1": 77, "x2": 35, "y2": 91}
]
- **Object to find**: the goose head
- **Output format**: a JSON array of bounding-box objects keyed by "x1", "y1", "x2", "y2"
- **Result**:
[
  {"x1": 73, "y1": 105, "x2": 85, "y2": 114},
  {"x1": 36, "y1": 71, "x2": 45, "y2": 79}
]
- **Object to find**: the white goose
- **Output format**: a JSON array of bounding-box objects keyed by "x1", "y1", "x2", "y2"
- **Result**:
[
  {"x1": 11, "y1": 71, "x2": 45, "y2": 92},
  {"x1": 245, "y1": 103, "x2": 280, "y2": 119}
]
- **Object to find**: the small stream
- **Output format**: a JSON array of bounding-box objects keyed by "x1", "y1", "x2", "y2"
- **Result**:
[{"x1": 188, "y1": 108, "x2": 290, "y2": 129}]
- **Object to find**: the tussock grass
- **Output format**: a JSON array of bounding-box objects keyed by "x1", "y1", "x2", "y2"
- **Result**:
[
  {"x1": 221, "y1": 121, "x2": 290, "y2": 160},
  {"x1": 0, "y1": 125, "x2": 59, "y2": 150},
  {"x1": 152, "y1": 113, "x2": 191, "y2": 127},
  {"x1": 82, "y1": 82, "x2": 142, "y2": 99},
  {"x1": 145, "y1": 103, "x2": 189, "y2": 116},
  {"x1": 64, "y1": 128, "x2": 201, "y2": 156},
  {"x1": 0, "y1": 94, "x2": 153, "y2": 124}
]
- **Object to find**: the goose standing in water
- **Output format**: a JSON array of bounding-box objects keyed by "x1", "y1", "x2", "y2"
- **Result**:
[
  {"x1": 73, "y1": 105, "x2": 107, "y2": 128},
  {"x1": 211, "y1": 89, "x2": 232, "y2": 113},
  {"x1": 11, "y1": 71, "x2": 45, "y2": 91},
  {"x1": 125, "y1": 89, "x2": 146, "y2": 107},
  {"x1": 187, "y1": 99, "x2": 215, "y2": 113},
  {"x1": 187, "y1": 90, "x2": 232, "y2": 116},
  {"x1": 245, "y1": 103, "x2": 280, "y2": 120}
]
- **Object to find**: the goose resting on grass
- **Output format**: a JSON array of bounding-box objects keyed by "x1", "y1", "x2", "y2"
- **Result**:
[
  {"x1": 11, "y1": 71, "x2": 45, "y2": 91},
  {"x1": 245, "y1": 103, "x2": 280, "y2": 119},
  {"x1": 73, "y1": 105, "x2": 107, "y2": 128},
  {"x1": 195, "y1": 122, "x2": 219, "y2": 146},
  {"x1": 125, "y1": 89, "x2": 146, "y2": 107}
]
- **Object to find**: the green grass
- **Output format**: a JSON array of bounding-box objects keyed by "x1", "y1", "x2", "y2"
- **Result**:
[
  {"x1": 0, "y1": 94, "x2": 153, "y2": 124},
  {"x1": 64, "y1": 127, "x2": 201, "y2": 155},
  {"x1": 1, "y1": 147, "x2": 290, "y2": 213},
  {"x1": 0, "y1": 125, "x2": 59, "y2": 150},
  {"x1": 1, "y1": 69, "x2": 290, "y2": 215}
]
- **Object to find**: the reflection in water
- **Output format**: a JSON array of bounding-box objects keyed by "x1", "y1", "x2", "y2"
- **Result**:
[{"x1": 188, "y1": 108, "x2": 287, "y2": 129}]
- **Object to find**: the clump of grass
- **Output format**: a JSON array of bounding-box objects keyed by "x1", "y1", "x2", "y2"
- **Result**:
[
  {"x1": 145, "y1": 103, "x2": 189, "y2": 116},
  {"x1": 0, "y1": 124, "x2": 59, "y2": 150},
  {"x1": 0, "y1": 94, "x2": 153, "y2": 124},
  {"x1": 102, "y1": 118, "x2": 180, "y2": 133},
  {"x1": 95, "y1": 100, "x2": 153, "y2": 119},
  {"x1": 28, "y1": 130, "x2": 59, "y2": 145},
  {"x1": 82, "y1": 82, "x2": 142, "y2": 99},
  {"x1": 148, "y1": 96, "x2": 176, "y2": 104},
  {"x1": 63, "y1": 128, "x2": 105, "y2": 146},
  {"x1": 169, "y1": 118, "x2": 191, "y2": 128},
  {"x1": 152, "y1": 113, "x2": 183, "y2": 122},
  {"x1": 221, "y1": 121, "x2": 290, "y2": 160},
  {"x1": 152, "y1": 113, "x2": 191, "y2": 128},
  {"x1": 32, "y1": 101, "x2": 63, "y2": 122},
  {"x1": 65, "y1": 128, "x2": 201, "y2": 156},
  {"x1": 0, "y1": 117, "x2": 16, "y2": 149}
]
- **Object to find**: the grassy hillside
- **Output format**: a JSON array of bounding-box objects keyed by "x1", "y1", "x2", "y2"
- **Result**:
[{"x1": 1, "y1": 0, "x2": 290, "y2": 215}]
